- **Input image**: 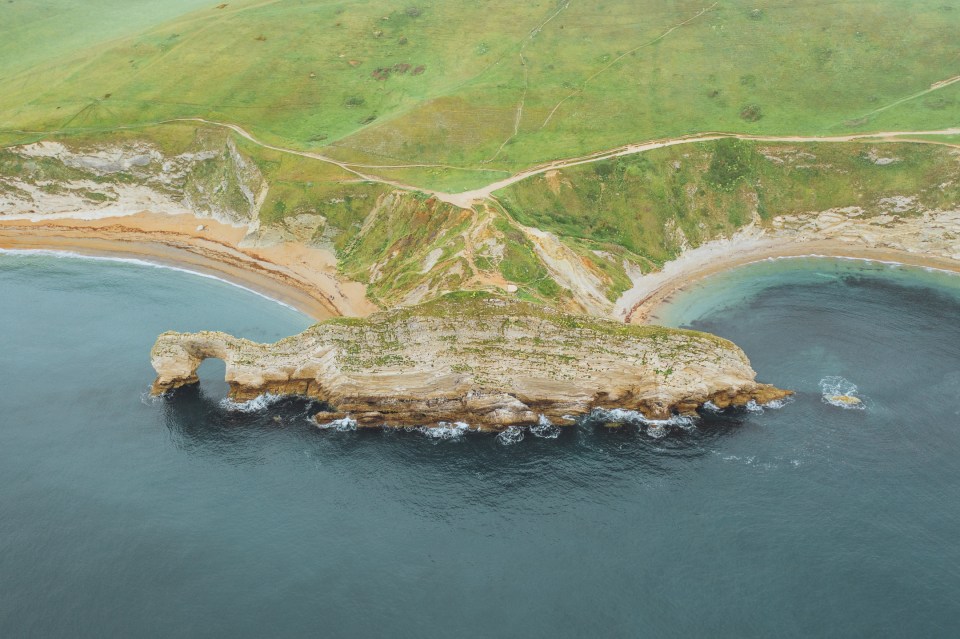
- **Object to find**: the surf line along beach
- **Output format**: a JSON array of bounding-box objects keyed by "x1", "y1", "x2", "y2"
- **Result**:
[
  {"x1": 0, "y1": 211, "x2": 376, "y2": 320},
  {"x1": 620, "y1": 228, "x2": 960, "y2": 325}
]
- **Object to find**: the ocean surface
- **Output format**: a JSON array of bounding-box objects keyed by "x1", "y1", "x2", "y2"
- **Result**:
[{"x1": 2, "y1": 252, "x2": 960, "y2": 638}]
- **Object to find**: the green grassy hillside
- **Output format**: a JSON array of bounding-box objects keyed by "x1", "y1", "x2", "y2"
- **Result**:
[
  {"x1": 0, "y1": 0, "x2": 214, "y2": 75},
  {"x1": 2, "y1": 1, "x2": 959, "y2": 316},
  {"x1": 2, "y1": 0, "x2": 958, "y2": 190},
  {"x1": 498, "y1": 140, "x2": 960, "y2": 269}
]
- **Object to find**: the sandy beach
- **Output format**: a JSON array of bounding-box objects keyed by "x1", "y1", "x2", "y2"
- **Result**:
[
  {"x1": 6, "y1": 210, "x2": 960, "y2": 328},
  {"x1": 625, "y1": 240, "x2": 960, "y2": 324},
  {"x1": 0, "y1": 212, "x2": 377, "y2": 321}
]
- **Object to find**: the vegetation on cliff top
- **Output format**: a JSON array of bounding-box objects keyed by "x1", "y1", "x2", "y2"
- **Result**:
[
  {"x1": 498, "y1": 140, "x2": 960, "y2": 269},
  {"x1": 3, "y1": 2, "x2": 959, "y2": 317},
  {"x1": 6, "y1": 124, "x2": 958, "y2": 314},
  {"x1": 322, "y1": 291, "x2": 736, "y2": 373},
  {"x1": 2, "y1": 0, "x2": 958, "y2": 190}
]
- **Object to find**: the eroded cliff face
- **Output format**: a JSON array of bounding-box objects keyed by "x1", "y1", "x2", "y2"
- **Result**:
[
  {"x1": 0, "y1": 135, "x2": 265, "y2": 226},
  {"x1": 150, "y1": 293, "x2": 790, "y2": 431}
]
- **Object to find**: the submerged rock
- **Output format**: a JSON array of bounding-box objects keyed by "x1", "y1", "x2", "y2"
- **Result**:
[
  {"x1": 825, "y1": 394, "x2": 864, "y2": 408},
  {"x1": 819, "y1": 376, "x2": 866, "y2": 410},
  {"x1": 829, "y1": 394, "x2": 861, "y2": 404},
  {"x1": 150, "y1": 293, "x2": 791, "y2": 432}
]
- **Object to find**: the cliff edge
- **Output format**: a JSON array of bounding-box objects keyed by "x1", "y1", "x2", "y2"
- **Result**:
[{"x1": 150, "y1": 293, "x2": 790, "y2": 431}]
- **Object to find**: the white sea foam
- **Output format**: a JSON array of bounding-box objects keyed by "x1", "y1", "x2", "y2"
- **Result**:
[
  {"x1": 0, "y1": 208, "x2": 188, "y2": 223},
  {"x1": 270, "y1": 406, "x2": 713, "y2": 443},
  {"x1": 647, "y1": 424, "x2": 668, "y2": 439},
  {"x1": 819, "y1": 376, "x2": 867, "y2": 410},
  {"x1": 591, "y1": 408, "x2": 696, "y2": 429},
  {"x1": 717, "y1": 395, "x2": 794, "y2": 415},
  {"x1": 529, "y1": 415, "x2": 561, "y2": 439},
  {"x1": 745, "y1": 400, "x2": 765, "y2": 414},
  {"x1": 762, "y1": 396, "x2": 793, "y2": 410},
  {"x1": 316, "y1": 416, "x2": 358, "y2": 431},
  {"x1": 219, "y1": 393, "x2": 285, "y2": 413},
  {"x1": 0, "y1": 248, "x2": 299, "y2": 311},
  {"x1": 702, "y1": 401, "x2": 721, "y2": 412},
  {"x1": 419, "y1": 421, "x2": 473, "y2": 439},
  {"x1": 496, "y1": 425, "x2": 525, "y2": 445},
  {"x1": 758, "y1": 253, "x2": 960, "y2": 278},
  {"x1": 139, "y1": 390, "x2": 165, "y2": 406}
]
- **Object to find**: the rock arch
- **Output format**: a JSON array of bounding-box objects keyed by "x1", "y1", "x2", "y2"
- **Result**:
[{"x1": 150, "y1": 331, "x2": 238, "y2": 394}]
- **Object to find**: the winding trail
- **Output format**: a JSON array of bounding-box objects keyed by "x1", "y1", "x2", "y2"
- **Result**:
[
  {"x1": 165, "y1": 118, "x2": 455, "y2": 201},
  {"x1": 4, "y1": 119, "x2": 960, "y2": 323},
  {"x1": 854, "y1": 74, "x2": 960, "y2": 121},
  {"x1": 482, "y1": 0, "x2": 572, "y2": 165},
  {"x1": 167, "y1": 118, "x2": 960, "y2": 209},
  {"x1": 445, "y1": 128, "x2": 960, "y2": 207},
  {"x1": 7, "y1": 116, "x2": 960, "y2": 210}
]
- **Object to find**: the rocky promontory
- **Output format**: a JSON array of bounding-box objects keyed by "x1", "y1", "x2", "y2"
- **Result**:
[{"x1": 150, "y1": 293, "x2": 790, "y2": 431}]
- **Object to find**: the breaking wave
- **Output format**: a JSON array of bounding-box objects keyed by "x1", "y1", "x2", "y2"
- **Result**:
[
  {"x1": 418, "y1": 421, "x2": 474, "y2": 440},
  {"x1": 745, "y1": 400, "x2": 765, "y2": 413},
  {"x1": 193, "y1": 398, "x2": 793, "y2": 443},
  {"x1": 586, "y1": 408, "x2": 696, "y2": 439},
  {"x1": 219, "y1": 394, "x2": 285, "y2": 413},
  {"x1": 316, "y1": 416, "x2": 359, "y2": 432},
  {"x1": 529, "y1": 415, "x2": 561, "y2": 439},
  {"x1": 591, "y1": 408, "x2": 696, "y2": 428},
  {"x1": 762, "y1": 397, "x2": 792, "y2": 410},
  {"x1": 741, "y1": 396, "x2": 794, "y2": 414},
  {"x1": 702, "y1": 401, "x2": 721, "y2": 412},
  {"x1": 496, "y1": 426, "x2": 525, "y2": 445}
]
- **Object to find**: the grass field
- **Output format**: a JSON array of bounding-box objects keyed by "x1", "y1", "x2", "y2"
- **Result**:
[
  {"x1": 2, "y1": 0, "x2": 958, "y2": 191},
  {"x1": 0, "y1": 0, "x2": 213, "y2": 75}
]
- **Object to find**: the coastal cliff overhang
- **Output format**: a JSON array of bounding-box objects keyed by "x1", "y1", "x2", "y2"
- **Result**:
[{"x1": 150, "y1": 292, "x2": 791, "y2": 431}]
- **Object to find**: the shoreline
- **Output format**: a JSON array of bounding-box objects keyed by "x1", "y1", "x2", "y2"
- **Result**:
[
  {"x1": 6, "y1": 211, "x2": 960, "y2": 328},
  {"x1": 0, "y1": 246, "x2": 305, "y2": 313},
  {"x1": 0, "y1": 212, "x2": 377, "y2": 321},
  {"x1": 626, "y1": 240, "x2": 960, "y2": 324}
]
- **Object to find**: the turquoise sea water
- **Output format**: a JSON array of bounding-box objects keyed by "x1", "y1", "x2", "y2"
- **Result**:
[{"x1": 2, "y1": 252, "x2": 960, "y2": 637}]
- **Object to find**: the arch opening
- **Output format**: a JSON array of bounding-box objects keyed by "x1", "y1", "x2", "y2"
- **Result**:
[{"x1": 196, "y1": 357, "x2": 229, "y2": 400}]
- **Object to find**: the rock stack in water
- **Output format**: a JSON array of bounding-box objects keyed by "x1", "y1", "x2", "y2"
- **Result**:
[{"x1": 150, "y1": 293, "x2": 791, "y2": 431}]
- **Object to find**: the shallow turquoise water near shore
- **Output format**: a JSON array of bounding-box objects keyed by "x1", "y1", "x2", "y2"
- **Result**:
[{"x1": 2, "y1": 252, "x2": 960, "y2": 637}]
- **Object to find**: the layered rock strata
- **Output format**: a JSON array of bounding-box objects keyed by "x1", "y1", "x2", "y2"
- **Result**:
[
  {"x1": 1, "y1": 138, "x2": 267, "y2": 226},
  {"x1": 150, "y1": 293, "x2": 790, "y2": 431}
]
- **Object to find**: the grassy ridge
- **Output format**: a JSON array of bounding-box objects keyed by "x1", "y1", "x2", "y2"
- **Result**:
[
  {"x1": 498, "y1": 140, "x2": 960, "y2": 268},
  {"x1": 1, "y1": 0, "x2": 958, "y2": 191},
  {"x1": 337, "y1": 192, "x2": 475, "y2": 305}
]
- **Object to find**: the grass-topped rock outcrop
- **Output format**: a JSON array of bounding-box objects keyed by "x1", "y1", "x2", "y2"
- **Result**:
[{"x1": 150, "y1": 292, "x2": 790, "y2": 431}]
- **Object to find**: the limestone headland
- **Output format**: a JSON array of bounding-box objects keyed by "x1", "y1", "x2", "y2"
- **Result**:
[{"x1": 150, "y1": 292, "x2": 791, "y2": 431}]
